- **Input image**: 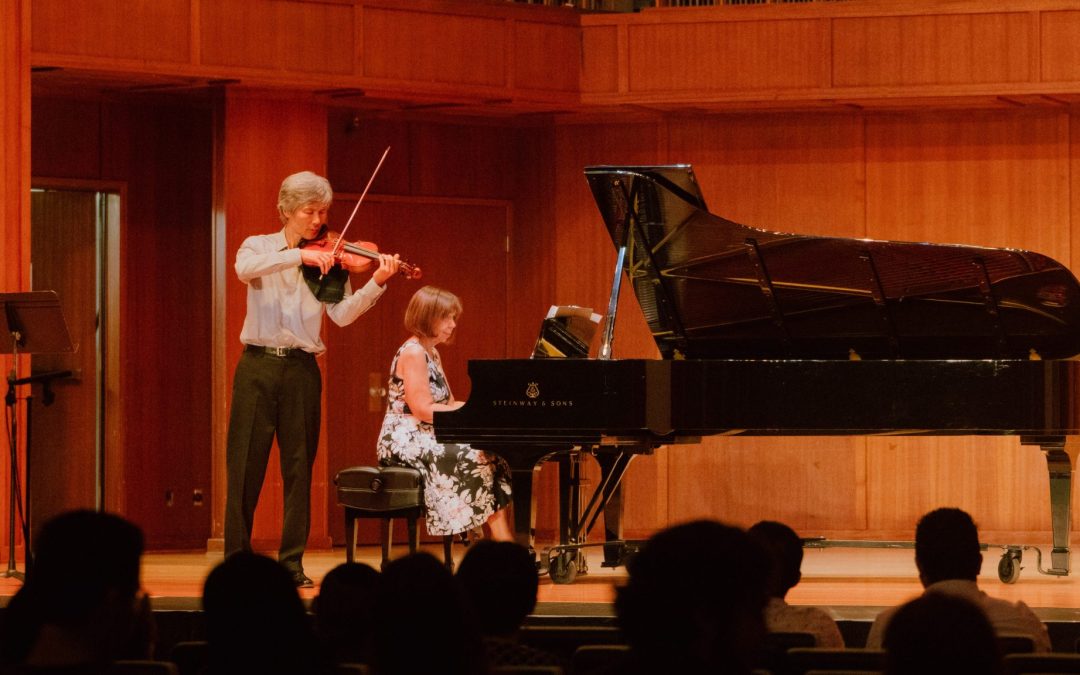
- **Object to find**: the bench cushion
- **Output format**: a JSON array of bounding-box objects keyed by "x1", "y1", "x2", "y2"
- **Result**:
[{"x1": 335, "y1": 466, "x2": 423, "y2": 511}]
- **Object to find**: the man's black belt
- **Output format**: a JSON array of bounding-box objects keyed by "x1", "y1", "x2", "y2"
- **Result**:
[{"x1": 244, "y1": 344, "x2": 312, "y2": 358}]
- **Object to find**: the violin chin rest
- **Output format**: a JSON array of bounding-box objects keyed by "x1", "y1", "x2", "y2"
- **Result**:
[{"x1": 300, "y1": 264, "x2": 349, "y2": 303}]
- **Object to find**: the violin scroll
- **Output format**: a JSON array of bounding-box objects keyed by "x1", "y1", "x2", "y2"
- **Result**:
[{"x1": 397, "y1": 260, "x2": 422, "y2": 280}]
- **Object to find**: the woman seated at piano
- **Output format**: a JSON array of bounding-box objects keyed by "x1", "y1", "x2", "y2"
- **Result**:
[{"x1": 376, "y1": 285, "x2": 514, "y2": 541}]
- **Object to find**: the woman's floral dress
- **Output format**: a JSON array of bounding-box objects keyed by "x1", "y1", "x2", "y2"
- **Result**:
[{"x1": 376, "y1": 339, "x2": 512, "y2": 536}]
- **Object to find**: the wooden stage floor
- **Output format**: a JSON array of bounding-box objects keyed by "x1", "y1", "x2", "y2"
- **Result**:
[
  {"x1": 0, "y1": 542, "x2": 1078, "y2": 616},
  {"x1": 3, "y1": 542, "x2": 1080, "y2": 642}
]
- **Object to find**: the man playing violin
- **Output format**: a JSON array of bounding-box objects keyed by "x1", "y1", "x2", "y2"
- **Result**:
[{"x1": 225, "y1": 170, "x2": 400, "y2": 588}]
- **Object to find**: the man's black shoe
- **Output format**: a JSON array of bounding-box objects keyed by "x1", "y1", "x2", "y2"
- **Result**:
[{"x1": 291, "y1": 571, "x2": 314, "y2": 588}]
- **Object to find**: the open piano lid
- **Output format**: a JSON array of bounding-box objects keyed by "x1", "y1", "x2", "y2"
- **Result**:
[{"x1": 585, "y1": 165, "x2": 1080, "y2": 360}]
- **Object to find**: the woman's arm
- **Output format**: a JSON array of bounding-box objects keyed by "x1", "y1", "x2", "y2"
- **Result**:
[{"x1": 399, "y1": 346, "x2": 463, "y2": 423}]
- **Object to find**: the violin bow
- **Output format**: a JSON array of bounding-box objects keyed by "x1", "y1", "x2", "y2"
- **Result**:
[{"x1": 331, "y1": 145, "x2": 391, "y2": 258}]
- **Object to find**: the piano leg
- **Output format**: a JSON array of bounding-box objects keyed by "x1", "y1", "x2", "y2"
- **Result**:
[
  {"x1": 1023, "y1": 435, "x2": 1078, "y2": 577},
  {"x1": 557, "y1": 453, "x2": 577, "y2": 549},
  {"x1": 572, "y1": 450, "x2": 636, "y2": 566},
  {"x1": 553, "y1": 453, "x2": 588, "y2": 579},
  {"x1": 595, "y1": 452, "x2": 626, "y2": 567},
  {"x1": 543, "y1": 449, "x2": 637, "y2": 583},
  {"x1": 494, "y1": 446, "x2": 641, "y2": 582}
]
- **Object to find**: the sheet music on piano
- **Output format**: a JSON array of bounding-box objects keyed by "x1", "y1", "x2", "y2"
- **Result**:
[{"x1": 531, "y1": 305, "x2": 601, "y2": 359}]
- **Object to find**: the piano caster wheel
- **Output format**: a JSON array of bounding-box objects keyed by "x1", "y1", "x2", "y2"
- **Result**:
[
  {"x1": 998, "y1": 550, "x2": 1022, "y2": 584},
  {"x1": 549, "y1": 552, "x2": 578, "y2": 585}
]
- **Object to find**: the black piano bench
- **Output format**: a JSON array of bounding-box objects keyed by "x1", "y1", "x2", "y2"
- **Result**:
[{"x1": 334, "y1": 466, "x2": 454, "y2": 571}]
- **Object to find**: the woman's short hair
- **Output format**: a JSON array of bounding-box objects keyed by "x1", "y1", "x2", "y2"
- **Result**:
[
  {"x1": 278, "y1": 171, "x2": 333, "y2": 223},
  {"x1": 405, "y1": 286, "x2": 462, "y2": 339}
]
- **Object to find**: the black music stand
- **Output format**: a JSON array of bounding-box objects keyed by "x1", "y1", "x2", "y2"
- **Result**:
[{"x1": 1, "y1": 291, "x2": 74, "y2": 581}]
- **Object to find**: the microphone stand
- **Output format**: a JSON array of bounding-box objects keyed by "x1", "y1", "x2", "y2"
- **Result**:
[
  {"x1": 3, "y1": 328, "x2": 23, "y2": 581},
  {"x1": 2, "y1": 367, "x2": 71, "y2": 581},
  {"x1": 0, "y1": 291, "x2": 75, "y2": 582}
]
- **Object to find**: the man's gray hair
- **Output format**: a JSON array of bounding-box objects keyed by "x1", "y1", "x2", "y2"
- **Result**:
[{"x1": 277, "y1": 171, "x2": 333, "y2": 223}]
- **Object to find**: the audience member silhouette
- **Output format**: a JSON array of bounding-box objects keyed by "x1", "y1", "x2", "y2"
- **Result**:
[
  {"x1": 372, "y1": 551, "x2": 486, "y2": 675},
  {"x1": 748, "y1": 520, "x2": 844, "y2": 648},
  {"x1": 456, "y1": 540, "x2": 562, "y2": 669},
  {"x1": 614, "y1": 519, "x2": 770, "y2": 675},
  {"x1": 201, "y1": 551, "x2": 318, "y2": 675},
  {"x1": 0, "y1": 509, "x2": 152, "y2": 672},
  {"x1": 883, "y1": 592, "x2": 1004, "y2": 674},
  {"x1": 865, "y1": 507, "x2": 1049, "y2": 651},
  {"x1": 312, "y1": 561, "x2": 381, "y2": 667}
]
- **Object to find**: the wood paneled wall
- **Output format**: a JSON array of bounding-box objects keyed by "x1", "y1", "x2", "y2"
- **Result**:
[
  {"x1": 113, "y1": 103, "x2": 213, "y2": 547},
  {"x1": 11, "y1": 0, "x2": 1080, "y2": 555},
  {"x1": 581, "y1": 0, "x2": 1080, "y2": 110},
  {"x1": 551, "y1": 109, "x2": 1080, "y2": 541},
  {"x1": 29, "y1": 0, "x2": 580, "y2": 109},
  {"x1": 0, "y1": 0, "x2": 30, "y2": 559},
  {"x1": 323, "y1": 109, "x2": 557, "y2": 352},
  {"x1": 30, "y1": 95, "x2": 214, "y2": 550},
  {"x1": 23, "y1": 98, "x2": 1080, "y2": 548},
  {"x1": 323, "y1": 111, "x2": 563, "y2": 542},
  {"x1": 1, "y1": 0, "x2": 29, "y2": 290},
  {"x1": 215, "y1": 92, "x2": 331, "y2": 551},
  {"x1": 28, "y1": 0, "x2": 1080, "y2": 114}
]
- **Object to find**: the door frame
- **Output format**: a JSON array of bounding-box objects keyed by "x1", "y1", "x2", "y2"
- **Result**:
[{"x1": 29, "y1": 177, "x2": 125, "y2": 514}]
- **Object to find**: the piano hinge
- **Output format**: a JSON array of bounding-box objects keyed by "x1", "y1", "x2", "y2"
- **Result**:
[
  {"x1": 744, "y1": 238, "x2": 791, "y2": 346},
  {"x1": 860, "y1": 249, "x2": 900, "y2": 357},
  {"x1": 972, "y1": 256, "x2": 1009, "y2": 354}
]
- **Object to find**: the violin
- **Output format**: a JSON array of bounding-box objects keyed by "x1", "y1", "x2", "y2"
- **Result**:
[
  {"x1": 298, "y1": 146, "x2": 420, "y2": 303},
  {"x1": 299, "y1": 225, "x2": 422, "y2": 280}
]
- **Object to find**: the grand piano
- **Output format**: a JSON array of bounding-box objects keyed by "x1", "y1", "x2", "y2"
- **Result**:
[{"x1": 435, "y1": 165, "x2": 1080, "y2": 584}]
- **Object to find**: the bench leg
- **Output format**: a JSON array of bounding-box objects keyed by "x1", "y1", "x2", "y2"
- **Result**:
[
  {"x1": 380, "y1": 518, "x2": 393, "y2": 571},
  {"x1": 407, "y1": 514, "x2": 419, "y2": 555},
  {"x1": 345, "y1": 510, "x2": 357, "y2": 564}
]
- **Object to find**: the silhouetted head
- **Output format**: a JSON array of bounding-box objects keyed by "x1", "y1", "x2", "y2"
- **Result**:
[
  {"x1": 202, "y1": 552, "x2": 315, "y2": 674},
  {"x1": 373, "y1": 552, "x2": 485, "y2": 675},
  {"x1": 456, "y1": 540, "x2": 538, "y2": 637},
  {"x1": 884, "y1": 592, "x2": 1003, "y2": 674},
  {"x1": 30, "y1": 509, "x2": 144, "y2": 626},
  {"x1": 0, "y1": 510, "x2": 147, "y2": 665},
  {"x1": 914, "y1": 508, "x2": 982, "y2": 586},
  {"x1": 748, "y1": 520, "x2": 803, "y2": 599},
  {"x1": 615, "y1": 520, "x2": 769, "y2": 675},
  {"x1": 312, "y1": 562, "x2": 380, "y2": 665}
]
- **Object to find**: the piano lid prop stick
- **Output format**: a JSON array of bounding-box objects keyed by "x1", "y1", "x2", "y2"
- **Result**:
[{"x1": 598, "y1": 244, "x2": 627, "y2": 360}]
